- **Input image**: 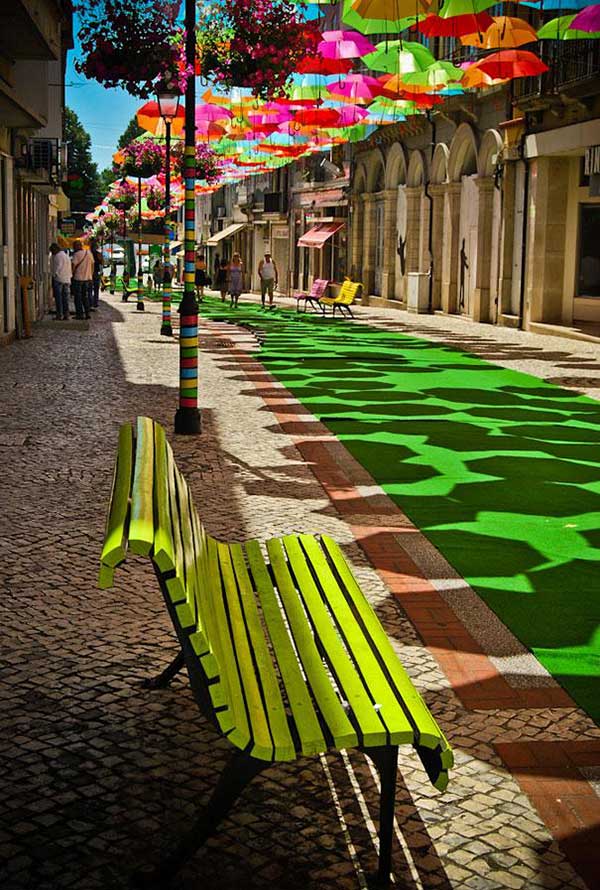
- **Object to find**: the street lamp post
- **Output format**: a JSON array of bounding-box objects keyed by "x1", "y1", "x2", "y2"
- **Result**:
[
  {"x1": 136, "y1": 175, "x2": 144, "y2": 311},
  {"x1": 156, "y1": 89, "x2": 181, "y2": 338},
  {"x1": 174, "y1": 0, "x2": 200, "y2": 434}
]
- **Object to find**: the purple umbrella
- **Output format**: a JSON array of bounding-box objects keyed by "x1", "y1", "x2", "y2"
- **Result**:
[{"x1": 571, "y1": 5, "x2": 600, "y2": 32}]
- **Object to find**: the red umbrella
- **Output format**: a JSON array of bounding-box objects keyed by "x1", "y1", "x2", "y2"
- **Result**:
[
  {"x1": 297, "y1": 56, "x2": 354, "y2": 75},
  {"x1": 294, "y1": 107, "x2": 342, "y2": 127},
  {"x1": 419, "y1": 12, "x2": 494, "y2": 37},
  {"x1": 476, "y1": 49, "x2": 549, "y2": 79}
]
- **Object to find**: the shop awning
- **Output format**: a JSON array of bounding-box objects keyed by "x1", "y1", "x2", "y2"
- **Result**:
[
  {"x1": 168, "y1": 241, "x2": 182, "y2": 254},
  {"x1": 206, "y1": 223, "x2": 246, "y2": 246},
  {"x1": 297, "y1": 222, "x2": 344, "y2": 249}
]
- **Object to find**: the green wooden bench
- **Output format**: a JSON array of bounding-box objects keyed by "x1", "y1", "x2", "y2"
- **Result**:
[{"x1": 99, "y1": 417, "x2": 453, "y2": 887}]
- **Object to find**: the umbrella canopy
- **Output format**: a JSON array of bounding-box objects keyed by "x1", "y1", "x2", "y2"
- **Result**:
[
  {"x1": 318, "y1": 29, "x2": 377, "y2": 58},
  {"x1": 296, "y1": 56, "x2": 355, "y2": 75},
  {"x1": 294, "y1": 107, "x2": 343, "y2": 126},
  {"x1": 136, "y1": 101, "x2": 185, "y2": 137},
  {"x1": 520, "y1": 0, "x2": 597, "y2": 8},
  {"x1": 461, "y1": 62, "x2": 508, "y2": 88},
  {"x1": 537, "y1": 13, "x2": 600, "y2": 39},
  {"x1": 571, "y1": 5, "x2": 600, "y2": 32},
  {"x1": 195, "y1": 103, "x2": 233, "y2": 122},
  {"x1": 362, "y1": 39, "x2": 436, "y2": 73},
  {"x1": 461, "y1": 16, "x2": 538, "y2": 48},
  {"x1": 419, "y1": 11, "x2": 494, "y2": 37},
  {"x1": 351, "y1": 0, "x2": 434, "y2": 18},
  {"x1": 476, "y1": 49, "x2": 549, "y2": 79},
  {"x1": 326, "y1": 72, "x2": 386, "y2": 101},
  {"x1": 401, "y1": 60, "x2": 465, "y2": 90},
  {"x1": 343, "y1": 0, "x2": 417, "y2": 33}
]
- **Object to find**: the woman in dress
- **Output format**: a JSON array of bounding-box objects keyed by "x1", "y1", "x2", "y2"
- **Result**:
[
  {"x1": 195, "y1": 249, "x2": 207, "y2": 302},
  {"x1": 228, "y1": 253, "x2": 244, "y2": 308},
  {"x1": 215, "y1": 258, "x2": 228, "y2": 303}
]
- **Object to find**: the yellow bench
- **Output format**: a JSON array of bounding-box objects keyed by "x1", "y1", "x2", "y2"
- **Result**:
[{"x1": 319, "y1": 279, "x2": 362, "y2": 318}]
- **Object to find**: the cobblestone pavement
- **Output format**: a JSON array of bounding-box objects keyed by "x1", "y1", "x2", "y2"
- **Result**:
[{"x1": 1, "y1": 294, "x2": 598, "y2": 890}]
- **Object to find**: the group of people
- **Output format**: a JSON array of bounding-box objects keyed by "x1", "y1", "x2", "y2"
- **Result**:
[
  {"x1": 49, "y1": 240, "x2": 103, "y2": 321},
  {"x1": 194, "y1": 249, "x2": 279, "y2": 309}
]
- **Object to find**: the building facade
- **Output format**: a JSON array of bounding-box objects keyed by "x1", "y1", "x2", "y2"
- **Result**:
[{"x1": 0, "y1": 0, "x2": 72, "y2": 344}]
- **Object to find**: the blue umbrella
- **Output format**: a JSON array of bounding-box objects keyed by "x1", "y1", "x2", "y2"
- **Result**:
[{"x1": 520, "y1": 0, "x2": 599, "y2": 8}]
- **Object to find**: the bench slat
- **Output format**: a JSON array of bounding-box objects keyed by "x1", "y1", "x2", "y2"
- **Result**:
[
  {"x1": 173, "y1": 466, "x2": 199, "y2": 630},
  {"x1": 297, "y1": 534, "x2": 415, "y2": 747},
  {"x1": 320, "y1": 535, "x2": 452, "y2": 764},
  {"x1": 283, "y1": 535, "x2": 388, "y2": 748},
  {"x1": 266, "y1": 537, "x2": 358, "y2": 751},
  {"x1": 99, "y1": 421, "x2": 133, "y2": 577},
  {"x1": 152, "y1": 423, "x2": 176, "y2": 574},
  {"x1": 229, "y1": 542, "x2": 296, "y2": 762},
  {"x1": 129, "y1": 417, "x2": 155, "y2": 555},
  {"x1": 204, "y1": 537, "x2": 251, "y2": 749},
  {"x1": 245, "y1": 540, "x2": 326, "y2": 757},
  {"x1": 218, "y1": 542, "x2": 274, "y2": 760}
]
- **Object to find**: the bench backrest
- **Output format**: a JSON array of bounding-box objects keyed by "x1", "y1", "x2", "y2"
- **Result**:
[
  {"x1": 99, "y1": 417, "x2": 237, "y2": 731},
  {"x1": 334, "y1": 280, "x2": 361, "y2": 305},
  {"x1": 310, "y1": 278, "x2": 329, "y2": 297}
]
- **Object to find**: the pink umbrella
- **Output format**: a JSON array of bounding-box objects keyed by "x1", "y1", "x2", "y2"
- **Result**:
[
  {"x1": 571, "y1": 5, "x2": 600, "y2": 32},
  {"x1": 326, "y1": 73, "x2": 386, "y2": 101},
  {"x1": 248, "y1": 109, "x2": 293, "y2": 125},
  {"x1": 195, "y1": 103, "x2": 233, "y2": 122},
  {"x1": 335, "y1": 105, "x2": 370, "y2": 126},
  {"x1": 318, "y1": 30, "x2": 377, "y2": 59}
]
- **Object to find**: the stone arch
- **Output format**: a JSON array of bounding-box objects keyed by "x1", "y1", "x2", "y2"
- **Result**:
[
  {"x1": 353, "y1": 163, "x2": 367, "y2": 196},
  {"x1": 407, "y1": 150, "x2": 426, "y2": 187},
  {"x1": 431, "y1": 143, "x2": 450, "y2": 185},
  {"x1": 478, "y1": 129, "x2": 503, "y2": 177},
  {"x1": 365, "y1": 149, "x2": 386, "y2": 193},
  {"x1": 384, "y1": 143, "x2": 408, "y2": 189},
  {"x1": 448, "y1": 123, "x2": 478, "y2": 182}
]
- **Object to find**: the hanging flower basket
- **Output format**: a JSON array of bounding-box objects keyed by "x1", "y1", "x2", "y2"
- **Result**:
[
  {"x1": 146, "y1": 184, "x2": 179, "y2": 213},
  {"x1": 172, "y1": 143, "x2": 221, "y2": 184},
  {"x1": 74, "y1": 1, "x2": 191, "y2": 99},
  {"x1": 107, "y1": 181, "x2": 137, "y2": 210},
  {"x1": 198, "y1": 0, "x2": 320, "y2": 100},
  {"x1": 118, "y1": 140, "x2": 166, "y2": 179},
  {"x1": 102, "y1": 209, "x2": 122, "y2": 232}
]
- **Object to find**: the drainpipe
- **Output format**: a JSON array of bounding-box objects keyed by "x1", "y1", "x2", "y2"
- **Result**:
[
  {"x1": 518, "y1": 114, "x2": 530, "y2": 331},
  {"x1": 425, "y1": 110, "x2": 435, "y2": 313}
]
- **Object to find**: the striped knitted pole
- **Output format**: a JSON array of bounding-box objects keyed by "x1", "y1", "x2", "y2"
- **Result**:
[
  {"x1": 160, "y1": 119, "x2": 173, "y2": 337},
  {"x1": 136, "y1": 176, "x2": 145, "y2": 311},
  {"x1": 174, "y1": 0, "x2": 201, "y2": 434}
]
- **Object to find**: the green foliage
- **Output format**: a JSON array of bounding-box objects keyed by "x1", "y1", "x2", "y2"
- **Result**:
[
  {"x1": 98, "y1": 166, "x2": 116, "y2": 198},
  {"x1": 117, "y1": 116, "x2": 145, "y2": 150},
  {"x1": 63, "y1": 107, "x2": 101, "y2": 212}
]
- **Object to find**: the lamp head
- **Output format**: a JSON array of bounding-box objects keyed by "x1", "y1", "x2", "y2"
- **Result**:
[{"x1": 156, "y1": 90, "x2": 181, "y2": 124}]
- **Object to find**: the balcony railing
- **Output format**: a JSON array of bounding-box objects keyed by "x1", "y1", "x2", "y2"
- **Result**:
[
  {"x1": 17, "y1": 137, "x2": 61, "y2": 185},
  {"x1": 514, "y1": 40, "x2": 600, "y2": 101}
]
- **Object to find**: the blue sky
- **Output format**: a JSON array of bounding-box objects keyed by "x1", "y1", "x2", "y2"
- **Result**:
[{"x1": 66, "y1": 17, "x2": 140, "y2": 173}]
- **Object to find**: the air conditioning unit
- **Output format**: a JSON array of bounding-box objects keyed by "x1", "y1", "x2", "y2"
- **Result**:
[
  {"x1": 216, "y1": 206, "x2": 226, "y2": 218},
  {"x1": 406, "y1": 272, "x2": 430, "y2": 313}
]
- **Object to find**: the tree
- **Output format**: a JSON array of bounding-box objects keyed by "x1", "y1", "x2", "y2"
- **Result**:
[
  {"x1": 117, "y1": 116, "x2": 145, "y2": 150},
  {"x1": 63, "y1": 107, "x2": 101, "y2": 213},
  {"x1": 98, "y1": 166, "x2": 116, "y2": 199}
]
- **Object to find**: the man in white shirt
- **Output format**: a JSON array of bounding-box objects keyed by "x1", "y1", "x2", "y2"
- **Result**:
[
  {"x1": 258, "y1": 252, "x2": 278, "y2": 309},
  {"x1": 71, "y1": 240, "x2": 94, "y2": 319},
  {"x1": 49, "y1": 243, "x2": 72, "y2": 320}
]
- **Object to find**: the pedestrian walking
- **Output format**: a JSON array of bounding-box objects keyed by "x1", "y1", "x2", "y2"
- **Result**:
[
  {"x1": 258, "y1": 252, "x2": 278, "y2": 309},
  {"x1": 71, "y1": 240, "x2": 94, "y2": 319},
  {"x1": 213, "y1": 252, "x2": 221, "y2": 281},
  {"x1": 90, "y1": 239, "x2": 103, "y2": 310},
  {"x1": 49, "y1": 243, "x2": 71, "y2": 320},
  {"x1": 459, "y1": 239, "x2": 469, "y2": 310},
  {"x1": 215, "y1": 258, "x2": 228, "y2": 303},
  {"x1": 228, "y1": 253, "x2": 244, "y2": 308},
  {"x1": 153, "y1": 259, "x2": 163, "y2": 290},
  {"x1": 195, "y1": 249, "x2": 207, "y2": 302},
  {"x1": 109, "y1": 260, "x2": 117, "y2": 295}
]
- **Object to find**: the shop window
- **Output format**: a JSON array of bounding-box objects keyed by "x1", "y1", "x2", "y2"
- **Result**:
[{"x1": 578, "y1": 204, "x2": 600, "y2": 297}]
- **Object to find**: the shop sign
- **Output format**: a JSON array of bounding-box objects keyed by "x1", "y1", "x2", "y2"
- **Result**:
[
  {"x1": 61, "y1": 218, "x2": 76, "y2": 235},
  {"x1": 271, "y1": 225, "x2": 288, "y2": 239},
  {"x1": 584, "y1": 146, "x2": 600, "y2": 176}
]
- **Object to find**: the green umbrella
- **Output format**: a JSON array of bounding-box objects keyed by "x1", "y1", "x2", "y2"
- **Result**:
[
  {"x1": 363, "y1": 39, "x2": 436, "y2": 74},
  {"x1": 402, "y1": 60, "x2": 465, "y2": 89},
  {"x1": 538, "y1": 14, "x2": 600, "y2": 40},
  {"x1": 437, "y1": 0, "x2": 496, "y2": 16}
]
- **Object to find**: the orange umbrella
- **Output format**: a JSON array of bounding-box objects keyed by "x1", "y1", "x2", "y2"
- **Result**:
[
  {"x1": 461, "y1": 16, "x2": 538, "y2": 48},
  {"x1": 136, "y1": 101, "x2": 185, "y2": 137},
  {"x1": 461, "y1": 62, "x2": 509, "y2": 88}
]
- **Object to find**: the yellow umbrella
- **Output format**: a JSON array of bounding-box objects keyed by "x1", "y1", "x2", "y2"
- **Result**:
[
  {"x1": 461, "y1": 16, "x2": 538, "y2": 48},
  {"x1": 352, "y1": 0, "x2": 437, "y2": 18}
]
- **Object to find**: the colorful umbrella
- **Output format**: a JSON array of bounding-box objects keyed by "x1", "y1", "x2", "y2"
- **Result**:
[
  {"x1": 136, "y1": 101, "x2": 185, "y2": 137},
  {"x1": 318, "y1": 30, "x2": 377, "y2": 58},
  {"x1": 362, "y1": 39, "x2": 436, "y2": 73},
  {"x1": 296, "y1": 56, "x2": 355, "y2": 75},
  {"x1": 294, "y1": 107, "x2": 342, "y2": 126},
  {"x1": 571, "y1": 5, "x2": 600, "y2": 32},
  {"x1": 460, "y1": 16, "x2": 538, "y2": 48},
  {"x1": 342, "y1": 0, "x2": 417, "y2": 34},
  {"x1": 401, "y1": 60, "x2": 465, "y2": 90},
  {"x1": 326, "y1": 72, "x2": 386, "y2": 101},
  {"x1": 538, "y1": 14, "x2": 600, "y2": 39},
  {"x1": 351, "y1": 0, "x2": 434, "y2": 18},
  {"x1": 195, "y1": 103, "x2": 233, "y2": 122},
  {"x1": 476, "y1": 49, "x2": 549, "y2": 79},
  {"x1": 419, "y1": 11, "x2": 494, "y2": 37}
]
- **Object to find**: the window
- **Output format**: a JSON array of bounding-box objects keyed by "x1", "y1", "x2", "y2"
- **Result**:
[{"x1": 578, "y1": 205, "x2": 600, "y2": 297}]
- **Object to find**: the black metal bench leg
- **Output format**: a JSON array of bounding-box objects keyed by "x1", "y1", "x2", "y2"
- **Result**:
[
  {"x1": 141, "y1": 651, "x2": 185, "y2": 690},
  {"x1": 363, "y1": 745, "x2": 399, "y2": 888},
  {"x1": 132, "y1": 750, "x2": 267, "y2": 888}
]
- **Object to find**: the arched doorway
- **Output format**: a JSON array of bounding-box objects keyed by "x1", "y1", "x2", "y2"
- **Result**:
[
  {"x1": 445, "y1": 124, "x2": 479, "y2": 315},
  {"x1": 384, "y1": 143, "x2": 407, "y2": 301},
  {"x1": 430, "y1": 144, "x2": 449, "y2": 311}
]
